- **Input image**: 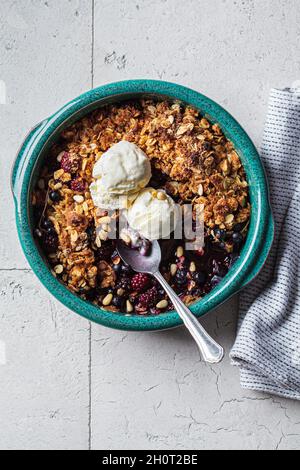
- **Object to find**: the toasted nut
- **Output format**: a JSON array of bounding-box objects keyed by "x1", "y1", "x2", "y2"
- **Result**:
[
  {"x1": 57, "y1": 151, "x2": 65, "y2": 162},
  {"x1": 220, "y1": 159, "x2": 230, "y2": 174},
  {"x1": 99, "y1": 229, "x2": 109, "y2": 241},
  {"x1": 95, "y1": 236, "x2": 102, "y2": 248},
  {"x1": 54, "y1": 264, "x2": 63, "y2": 274},
  {"x1": 200, "y1": 118, "x2": 210, "y2": 129},
  {"x1": 126, "y1": 300, "x2": 134, "y2": 313},
  {"x1": 54, "y1": 169, "x2": 64, "y2": 180},
  {"x1": 156, "y1": 300, "x2": 168, "y2": 309},
  {"x1": 198, "y1": 184, "x2": 204, "y2": 196},
  {"x1": 102, "y1": 224, "x2": 110, "y2": 232},
  {"x1": 225, "y1": 214, "x2": 234, "y2": 224},
  {"x1": 73, "y1": 195, "x2": 84, "y2": 203},
  {"x1": 98, "y1": 216, "x2": 111, "y2": 224},
  {"x1": 120, "y1": 232, "x2": 131, "y2": 244},
  {"x1": 156, "y1": 191, "x2": 167, "y2": 201},
  {"x1": 176, "y1": 246, "x2": 184, "y2": 258},
  {"x1": 170, "y1": 264, "x2": 177, "y2": 276},
  {"x1": 71, "y1": 230, "x2": 78, "y2": 243},
  {"x1": 112, "y1": 256, "x2": 121, "y2": 265},
  {"x1": 82, "y1": 201, "x2": 89, "y2": 213},
  {"x1": 189, "y1": 261, "x2": 196, "y2": 272},
  {"x1": 53, "y1": 182, "x2": 62, "y2": 190},
  {"x1": 102, "y1": 293, "x2": 113, "y2": 306},
  {"x1": 117, "y1": 288, "x2": 125, "y2": 296}
]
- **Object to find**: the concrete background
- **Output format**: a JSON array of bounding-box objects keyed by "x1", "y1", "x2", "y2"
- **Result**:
[{"x1": 1, "y1": 0, "x2": 300, "y2": 450}]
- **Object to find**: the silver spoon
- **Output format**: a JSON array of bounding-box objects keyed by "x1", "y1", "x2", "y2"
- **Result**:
[{"x1": 117, "y1": 240, "x2": 224, "y2": 363}]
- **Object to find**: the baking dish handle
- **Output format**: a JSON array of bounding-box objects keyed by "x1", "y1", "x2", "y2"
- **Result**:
[{"x1": 11, "y1": 119, "x2": 49, "y2": 202}]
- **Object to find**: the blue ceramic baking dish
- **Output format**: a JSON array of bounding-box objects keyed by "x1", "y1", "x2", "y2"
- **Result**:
[{"x1": 11, "y1": 80, "x2": 274, "y2": 331}]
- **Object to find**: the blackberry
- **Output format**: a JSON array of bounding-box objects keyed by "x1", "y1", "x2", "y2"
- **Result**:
[
  {"x1": 70, "y1": 178, "x2": 86, "y2": 193},
  {"x1": 96, "y1": 243, "x2": 114, "y2": 261},
  {"x1": 138, "y1": 287, "x2": 158, "y2": 309},
  {"x1": 41, "y1": 218, "x2": 53, "y2": 230},
  {"x1": 116, "y1": 277, "x2": 131, "y2": 292},
  {"x1": 43, "y1": 232, "x2": 58, "y2": 252},
  {"x1": 131, "y1": 273, "x2": 150, "y2": 292},
  {"x1": 175, "y1": 268, "x2": 188, "y2": 286},
  {"x1": 61, "y1": 152, "x2": 79, "y2": 174}
]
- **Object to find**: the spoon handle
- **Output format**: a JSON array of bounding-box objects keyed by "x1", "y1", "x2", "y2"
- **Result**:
[{"x1": 153, "y1": 271, "x2": 224, "y2": 363}]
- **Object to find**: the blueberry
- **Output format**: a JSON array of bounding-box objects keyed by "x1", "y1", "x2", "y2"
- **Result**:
[
  {"x1": 112, "y1": 296, "x2": 125, "y2": 309},
  {"x1": 214, "y1": 228, "x2": 226, "y2": 240},
  {"x1": 232, "y1": 232, "x2": 243, "y2": 245},
  {"x1": 41, "y1": 219, "x2": 53, "y2": 230},
  {"x1": 193, "y1": 271, "x2": 206, "y2": 285},
  {"x1": 113, "y1": 263, "x2": 122, "y2": 275},
  {"x1": 49, "y1": 190, "x2": 61, "y2": 203},
  {"x1": 233, "y1": 223, "x2": 244, "y2": 232}
]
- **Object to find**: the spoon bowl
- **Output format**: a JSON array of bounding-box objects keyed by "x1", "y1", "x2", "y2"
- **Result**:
[
  {"x1": 117, "y1": 240, "x2": 224, "y2": 363},
  {"x1": 117, "y1": 240, "x2": 161, "y2": 274}
]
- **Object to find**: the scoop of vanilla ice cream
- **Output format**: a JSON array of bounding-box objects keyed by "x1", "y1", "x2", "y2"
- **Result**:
[
  {"x1": 126, "y1": 188, "x2": 180, "y2": 240},
  {"x1": 89, "y1": 179, "x2": 137, "y2": 210},
  {"x1": 92, "y1": 141, "x2": 151, "y2": 195}
]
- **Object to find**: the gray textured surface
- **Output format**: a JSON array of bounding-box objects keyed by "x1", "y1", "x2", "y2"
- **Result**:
[{"x1": 1, "y1": 0, "x2": 300, "y2": 450}]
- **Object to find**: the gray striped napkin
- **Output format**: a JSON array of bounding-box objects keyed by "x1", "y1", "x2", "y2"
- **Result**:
[{"x1": 230, "y1": 88, "x2": 300, "y2": 400}]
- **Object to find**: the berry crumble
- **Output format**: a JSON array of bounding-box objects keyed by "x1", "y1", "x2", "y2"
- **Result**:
[{"x1": 32, "y1": 99, "x2": 250, "y2": 315}]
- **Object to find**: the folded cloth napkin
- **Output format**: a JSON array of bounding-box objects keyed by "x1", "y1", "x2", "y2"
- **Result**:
[{"x1": 230, "y1": 88, "x2": 300, "y2": 400}]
